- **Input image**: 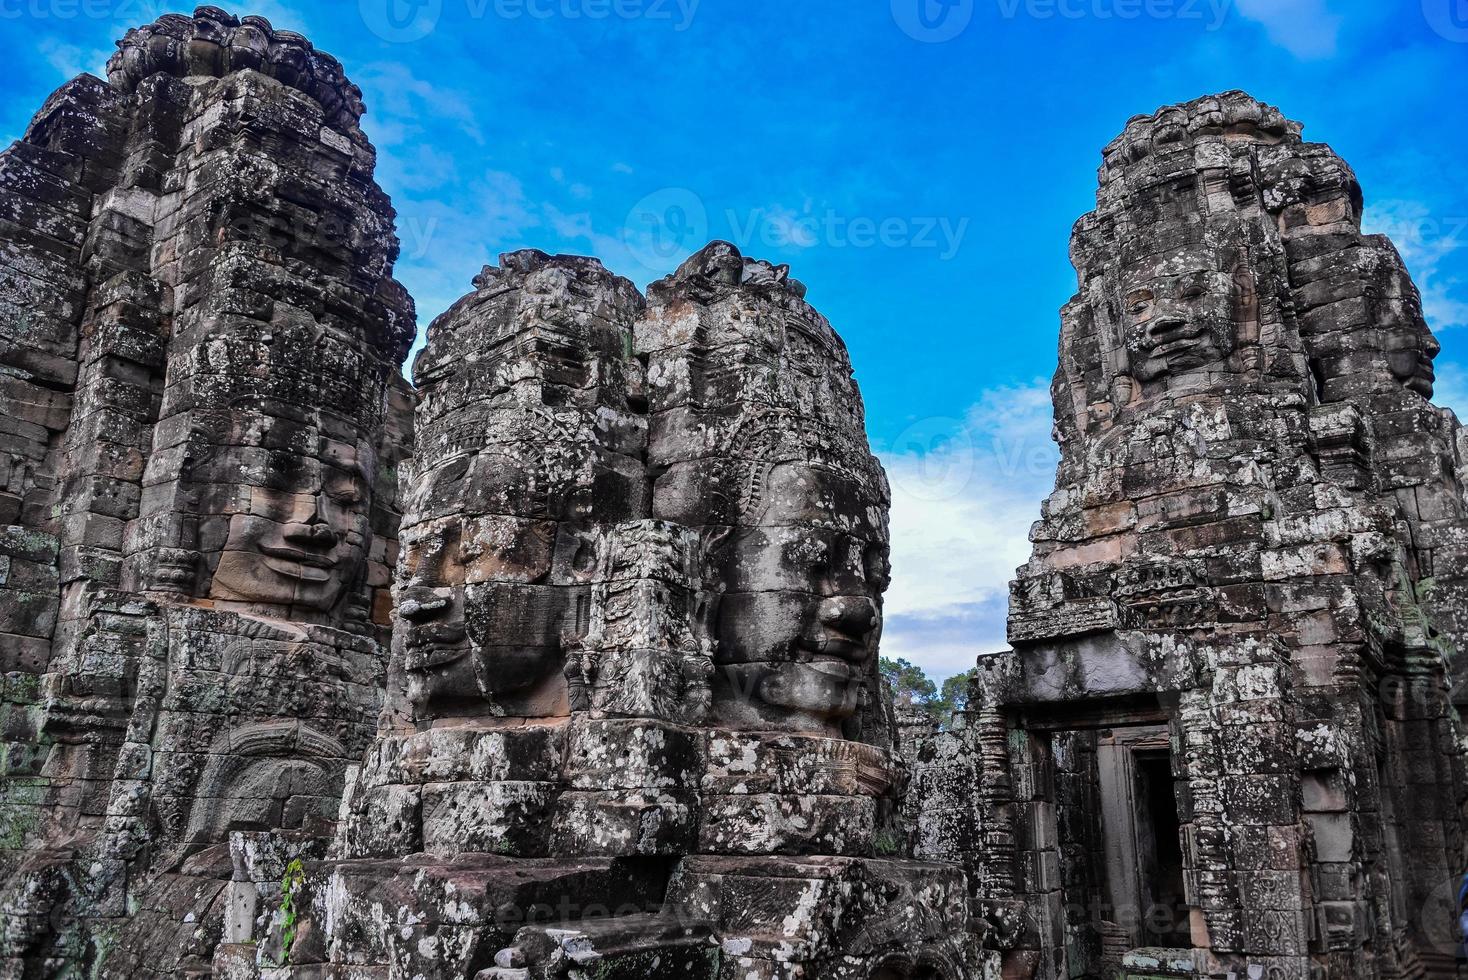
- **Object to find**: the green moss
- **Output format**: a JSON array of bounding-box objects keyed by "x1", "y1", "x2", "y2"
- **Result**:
[
  {"x1": 0, "y1": 803, "x2": 41, "y2": 849},
  {"x1": 275, "y1": 858, "x2": 306, "y2": 966}
]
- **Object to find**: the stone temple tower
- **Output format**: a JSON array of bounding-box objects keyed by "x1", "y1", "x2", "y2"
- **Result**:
[
  {"x1": 306, "y1": 242, "x2": 984, "y2": 979},
  {"x1": 0, "y1": 8, "x2": 415, "y2": 974},
  {"x1": 912, "y1": 92, "x2": 1468, "y2": 980}
]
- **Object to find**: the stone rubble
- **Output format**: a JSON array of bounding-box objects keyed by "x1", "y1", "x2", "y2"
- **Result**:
[{"x1": 0, "y1": 12, "x2": 1462, "y2": 980}]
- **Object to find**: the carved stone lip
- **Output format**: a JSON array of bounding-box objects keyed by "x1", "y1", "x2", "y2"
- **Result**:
[
  {"x1": 404, "y1": 643, "x2": 470, "y2": 671},
  {"x1": 259, "y1": 545, "x2": 338, "y2": 570},
  {"x1": 258, "y1": 546, "x2": 337, "y2": 582},
  {"x1": 798, "y1": 634, "x2": 868, "y2": 664},
  {"x1": 790, "y1": 657, "x2": 856, "y2": 680},
  {"x1": 404, "y1": 624, "x2": 470, "y2": 671},
  {"x1": 1412, "y1": 364, "x2": 1437, "y2": 392}
]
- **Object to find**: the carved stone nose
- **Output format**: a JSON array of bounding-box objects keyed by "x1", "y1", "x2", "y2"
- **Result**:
[
  {"x1": 284, "y1": 518, "x2": 338, "y2": 549},
  {"x1": 820, "y1": 595, "x2": 878, "y2": 638}
]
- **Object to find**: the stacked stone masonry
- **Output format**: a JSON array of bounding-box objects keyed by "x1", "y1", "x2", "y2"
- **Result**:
[
  {"x1": 912, "y1": 91, "x2": 1468, "y2": 980},
  {"x1": 0, "y1": 11, "x2": 1463, "y2": 980}
]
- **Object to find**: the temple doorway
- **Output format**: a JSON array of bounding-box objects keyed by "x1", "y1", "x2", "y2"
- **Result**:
[{"x1": 1047, "y1": 720, "x2": 1193, "y2": 979}]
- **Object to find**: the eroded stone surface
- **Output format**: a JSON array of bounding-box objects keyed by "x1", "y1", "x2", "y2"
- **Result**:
[
  {"x1": 311, "y1": 240, "x2": 980, "y2": 979},
  {"x1": 915, "y1": 92, "x2": 1468, "y2": 980},
  {"x1": 0, "y1": 7, "x2": 413, "y2": 975},
  {"x1": 4, "y1": 15, "x2": 1464, "y2": 979}
]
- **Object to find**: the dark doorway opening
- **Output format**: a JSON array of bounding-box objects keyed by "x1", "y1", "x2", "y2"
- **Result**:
[{"x1": 1134, "y1": 749, "x2": 1189, "y2": 948}]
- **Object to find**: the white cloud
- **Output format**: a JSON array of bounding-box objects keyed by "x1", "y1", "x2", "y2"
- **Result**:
[
  {"x1": 37, "y1": 39, "x2": 101, "y2": 79},
  {"x1": 1233, "y1": 0, "x2": 1342, "y2": 60},
  {"x1": 356, "y1": 62, "x2": 484, "y2": 146},
  {"x1": 875, "y1": 379, "x2": 1057, "y2": 682},
  {"x1": 1364, "y1": 200, "x2": 1468, "y2": 331}
]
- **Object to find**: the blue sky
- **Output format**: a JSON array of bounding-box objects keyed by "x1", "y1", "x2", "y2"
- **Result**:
[{"x1": 5, "y1": 0, "x2": 1467, "y2": 681}]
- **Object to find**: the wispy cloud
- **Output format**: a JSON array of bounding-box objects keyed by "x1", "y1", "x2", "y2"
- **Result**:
[
  {"x1": 356, "y1": 61, "x2": 484, "y2": 147},
  {"x1": 1365, "y1": 200, "x2": 1468, "y2": 331},
  {"x1": 36, "y1": 38, "x2": 101, "y2": 79},
  {"x1": 1233, "y1": 0, "x2": 1343, "y2": 60},
  {"x1": 875, "y1": 380, "x2": 1057, "y2": 681}
]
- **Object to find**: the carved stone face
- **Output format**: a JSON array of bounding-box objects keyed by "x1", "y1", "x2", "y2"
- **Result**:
[
  {"x1": 398, "y1": 514, "x2": 472, "y2": 713},
  {"x1": 209, "y1": 435, "x2": 372, "y2": 615},
  {"x1": 1379, "y1": 270, "x2": 1440, "y2": 399},
  {"x1": 1122, "y1": 260, "x2": 1237, "y2": 383},
  {"x1": 714, "y1": 462, "x2": 890, "y2": 733},
  {"x1": 399, "y1": 455, "x2": 569, "y2": 717}
]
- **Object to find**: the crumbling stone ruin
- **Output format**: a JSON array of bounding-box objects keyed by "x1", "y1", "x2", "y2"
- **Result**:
[
  {"x1": 0, "y1": 6, "x2": 415, "y2": 975},
  {"x1": 310, "y1": 241, "x2": 979, "y2": 978},
  {"x1": 913, "y1": 91, "x2": 1468, "y2": 980},
  {"x1": 0, "y1": 10, "x2": 1465, "y2": 980}
]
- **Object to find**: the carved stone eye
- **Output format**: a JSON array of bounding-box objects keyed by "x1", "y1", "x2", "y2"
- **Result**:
[{"x1": 864, "y1": 545, "x2": 892, "y2": 591}]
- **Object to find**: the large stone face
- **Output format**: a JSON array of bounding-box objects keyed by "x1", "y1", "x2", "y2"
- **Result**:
[
  {"x1": 3, "y1": 15, "x2": 1465, "y2": 980},
  {"x1": 914, "y1": 92, "x2": 1468, "y2": 980},
  {"x1": 0, "y1": 7, "x2": 414, "y2": 975},
  {"x1": 314, "y1": 242, "x2": 979, "y2": 979}
]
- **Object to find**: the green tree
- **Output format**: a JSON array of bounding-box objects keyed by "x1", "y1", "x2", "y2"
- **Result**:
[
  {"x1": 880, "y1": 657, "x2": 937, "y2": 710},
  {"x1": 880, "y1": 658, "x2": 977, "y2": 731}
]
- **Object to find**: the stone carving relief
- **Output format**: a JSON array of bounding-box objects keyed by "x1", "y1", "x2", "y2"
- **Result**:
[
  {"x1": 914, "y1": 92, "x2": 1468, "y2": 980},
  {"x1": 310, "y1": 242, "x2": 977, "y2": 979},
  {"x1": 0, "y1": 8, "x2": 413, "y2": 975}
]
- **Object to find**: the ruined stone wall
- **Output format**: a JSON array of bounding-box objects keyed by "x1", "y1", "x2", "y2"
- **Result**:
[
  {"x1": 0, "y1": 9, "x2": 414, "y2": 975},
  {"x1": 913, "y1": 92, "x2": 1468, "y2": 980},
  {"x1": 294, "y1": 242, "x2": 982, "y2": 980}
]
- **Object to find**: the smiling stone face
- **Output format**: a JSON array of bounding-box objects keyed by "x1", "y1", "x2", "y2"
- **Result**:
[
  {"x1": 1121, "y1": 257, "x2": 1238, "y2": 384},
  {"x1": 1378, "y1": 266, "x2": 1441, "y2": 399},
  {"x1": 392, "y1": 251, "x2": 646, "y2": 724},
  {"x1": 209, "y1": 434, "x2": 373, "y2": 615},
  {"x1": 397, "y1": 493, "x2": 571, "y2": 718},
  {"x1": 712, "y1": 461, "x2": 890, "y2": 734}
]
